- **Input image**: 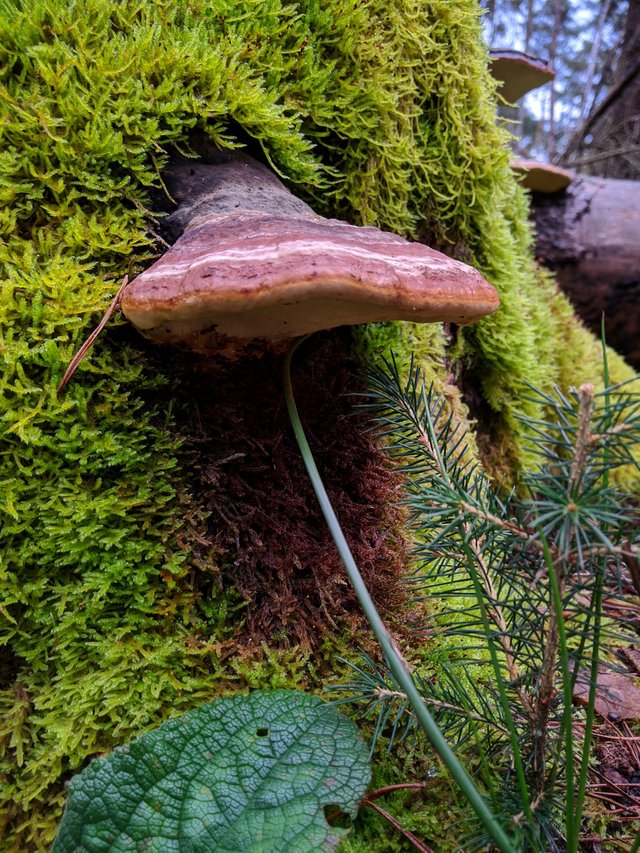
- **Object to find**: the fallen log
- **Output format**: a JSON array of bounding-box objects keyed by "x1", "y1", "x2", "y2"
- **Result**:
[{"x1": 531, "y1": 175, "x2": 640, "y2": 367}]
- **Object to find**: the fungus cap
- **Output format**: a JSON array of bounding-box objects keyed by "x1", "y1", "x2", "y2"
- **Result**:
[
  {"x1": 122, "y1": 212, "x2": 500, "y2": 355},
  {"x1": 490, "y1": 49, "x2": 554, "y2": 102},
  {"x1": 512, "y1": 159, "x2": 573, "y2": 193}
]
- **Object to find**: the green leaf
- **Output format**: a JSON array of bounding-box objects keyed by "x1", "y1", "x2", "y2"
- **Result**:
[{"x1": 52, "y1": 690, "x2": 370, "y2": 852}]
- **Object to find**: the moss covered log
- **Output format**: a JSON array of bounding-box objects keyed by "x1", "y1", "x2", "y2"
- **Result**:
[{"x1": 0, "y1": 0, "x2": 637, "y2": 848}]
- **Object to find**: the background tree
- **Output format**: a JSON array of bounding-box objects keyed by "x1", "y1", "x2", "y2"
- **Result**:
[
  {"x1": 484, "y1": 0, "x2": 640, "y2": 365},
  {"x1": 561, "y1": 0, "x2": 640, "y2": 178},
  {"x1": 482, "y1": 0, "x2": 633, "y2": 166}
]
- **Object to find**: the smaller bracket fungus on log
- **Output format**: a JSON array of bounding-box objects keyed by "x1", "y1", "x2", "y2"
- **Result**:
[
  {"x1": 512, "y1": 159, "x2": 574, "y2": 194},
  {"x1": 489, "y1": 49, "x2": 555, "y2": 103},
  {"x1": 122, "y1": 152, "x2": 499, "y2": 356}
]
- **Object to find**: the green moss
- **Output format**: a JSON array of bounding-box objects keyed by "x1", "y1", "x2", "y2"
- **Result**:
[
  {"x1": 339, "y1": 750, "x2": 467, "y2": 853},
  {"x1": 1, "y1": 0, "x2": 638, "y2": 847}
]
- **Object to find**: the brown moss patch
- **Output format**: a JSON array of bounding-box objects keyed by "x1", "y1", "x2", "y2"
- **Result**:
[{"x1": 157, "y1": 329, "x2": 408, "y2": 647}]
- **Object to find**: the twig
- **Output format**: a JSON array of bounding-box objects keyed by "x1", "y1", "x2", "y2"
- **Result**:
[
  {"x1": 593, "y1": 732, "x2": 640, "y2": 742},
  {"x1": 57, "y1": 275, "x2": 129, "y2": 395},
  {"x1": 459, "y1": 501, "x2": 639, "y2": 566},
  {"x1": 459, "y1": 501, "x2": 533, "y2": 542},
  {"x1": 561, "y1": 58, "x2": 640, "y2": 161},
  {"x1": 623, "y1": 537, "x2": 640, "y2": 597},
  {"x1": 362, "y1": 798, "x2": 435, "y2": 853},
  {"x1": 374, "y1": 688, "x2": 511, "y2": 735},
  {"x1": 565, "y1": 145, "x2": 640, "y2": 168},
  {"x1": 579, "y1": 837, "x2": 637, "y2": 851},
  {"x1": 365, "y1": 782, "x2": 430, "y2": 802},
  {"x1": 569, "y1": 383, "x2": 595, "y2": 497},
  {"x1": 463, "y1": 523, "x2": 534, "y2": 716},
  {"x1": 148, "y1": 229, "x2": 172, "y2": 249},
  {"x1": 590, "y1": 767, "x2": 640, "y2": 806}
]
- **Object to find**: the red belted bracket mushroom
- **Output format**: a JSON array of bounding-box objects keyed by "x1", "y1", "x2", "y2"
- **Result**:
[{"x1": 121, "y1": 152, "x2": 500, "y2": 354}]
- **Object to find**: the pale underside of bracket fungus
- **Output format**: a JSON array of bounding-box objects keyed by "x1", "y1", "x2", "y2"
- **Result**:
[
  {"x1": 512, "y1": 159, "x2": 574, "y2": 193},
  {"x1": 489, "y1": 48, "x2": 555, "y2": 103},
  {"x1": 122, "y1": 153, "x2": 500, "y2": 356}
]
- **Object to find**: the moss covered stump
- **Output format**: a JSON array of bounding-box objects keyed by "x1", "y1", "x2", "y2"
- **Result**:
[{"x1": 0, "y1": 0, "x2": 637, "y2": 848}]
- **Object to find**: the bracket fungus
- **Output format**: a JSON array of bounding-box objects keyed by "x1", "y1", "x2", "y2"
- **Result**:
[
  {"x1": 122, "y1": 152, "x2": 499, "y2": 356},
  {"x1": 489, "y1": 48, "x2": 555, "y2": 103},
  {"x1": 512, "y1": 159, "x2": 574, "y2": 194}
]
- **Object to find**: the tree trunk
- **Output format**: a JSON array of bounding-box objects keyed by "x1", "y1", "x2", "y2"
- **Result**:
[
  {"x1": 531, "y1": 175, "x2": 640, "y2": 366},
  {"x1": 578, "y1": 0, "x2": 613, "y2": 121},
  {"x1": 562, "y1": 0, "x2": 640, "y2": 179},
  {"x1": 547, "y1": 0, "x2": 563, "y2": 162}
]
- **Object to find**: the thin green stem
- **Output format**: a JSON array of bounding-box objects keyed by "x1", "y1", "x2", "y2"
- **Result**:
[
  {"x1": 546, "y1": 597, "x2": 594, "y2": 793},
  {"x1": 460, "y1": 542, "x2": 536, "y2": 838},
  {"x1": 601, "y1": 315, "x2": 611, "y2": 490},
  {"x1": 570, "y1": 320, "x2": 610, "y2": 848},
  {"x1": 283, "y1": 338, "x2": 515, "y2": 853},
  {"x1": 540, "y1": 534, "x2": 575, "y2": 851},
  {"x1": 547, "y1": 324, "x2": 611, "y2": 803},
  {"x1": 572, "y1": 560, "x2": 604, "y2": 849}
]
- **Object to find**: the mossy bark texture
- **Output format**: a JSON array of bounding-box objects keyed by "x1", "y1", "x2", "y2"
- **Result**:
[{"x1": 0, "y1": 0, "x2": 637, "y2": 848}]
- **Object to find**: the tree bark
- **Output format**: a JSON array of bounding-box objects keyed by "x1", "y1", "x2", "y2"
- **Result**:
[
  {"x1": 562, "y1": 0, "x2": 640, "y2": 179},
  {"x1": 530, "y1": 175, "x2": 640, "y2": 367},
  {"x1": 547, "y1": 0, "x2": 562, "y2": 162},
  {"x1": 578, "y1": 0, "x2": 613, "y2": 122}
]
